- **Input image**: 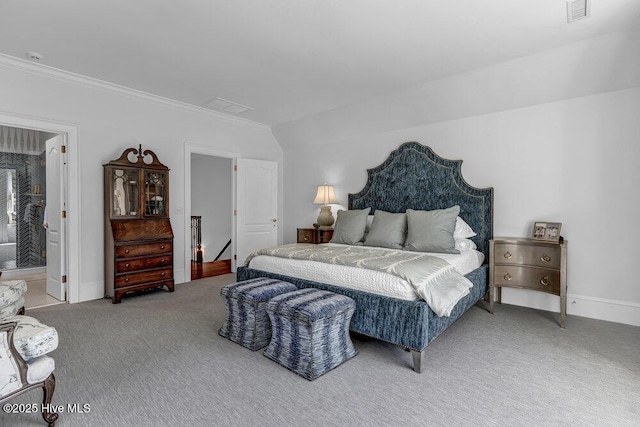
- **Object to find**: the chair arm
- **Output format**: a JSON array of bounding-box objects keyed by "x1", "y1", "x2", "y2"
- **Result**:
[{"x1": 0, "y1": 321, "x2": 29, "y2": 386}]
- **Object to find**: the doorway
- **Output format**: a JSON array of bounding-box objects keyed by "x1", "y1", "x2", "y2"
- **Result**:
[
  {"x1": 190, "y1": 154, "x2": 233, "y2": 280},
  {"x1": 0, "y1": 124, "x2": 66, "y2": 308}
]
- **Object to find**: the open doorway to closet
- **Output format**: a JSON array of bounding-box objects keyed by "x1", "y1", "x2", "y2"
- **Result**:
[
  {"x1": 0, "y1": 125, "x2": 65, "y2": 309},
  {"x1": 190, "y1": 154, "x2": 233, "y2": 279}
]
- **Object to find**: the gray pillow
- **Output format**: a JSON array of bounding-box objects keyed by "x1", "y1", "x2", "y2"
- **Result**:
[
  {"x1": 364, "y1": 210, "x2": 407, "y2": 249},
  {"x1": 404, "y1": 206, "x2": 460, "y2": 254},
  {"x1": 330, "y1": 208, "x2": 371, "y2": 245}
]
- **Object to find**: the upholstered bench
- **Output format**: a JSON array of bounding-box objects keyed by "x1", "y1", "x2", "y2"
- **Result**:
[
  {"x1": 264, "y1": 288, "x2": 357, "y2": 381},
  {"x1": 219, "y1": 278, "x2": 297, "y2": 351}
]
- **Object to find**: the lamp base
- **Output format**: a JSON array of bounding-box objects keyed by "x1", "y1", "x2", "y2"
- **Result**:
[{"x1": 316, "y1": 205, "x2": 335, "y2": 229}]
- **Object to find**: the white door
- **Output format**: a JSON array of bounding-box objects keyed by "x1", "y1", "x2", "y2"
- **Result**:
[
  {"x1": 45, "y1": 135, "x2": 67, "y2": 301},
  {"x1": 235, "y1": 158, "x2": 277, "y2": 269}
]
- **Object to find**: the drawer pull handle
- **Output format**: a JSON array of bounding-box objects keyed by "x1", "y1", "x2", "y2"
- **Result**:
[
  {"x1": 160, "y1": 245, "x2": 165, "y2": 250},
  {"x1": 160, "y1": 272, "x2": 165, "y2": 276},
  {"x1": 541, "y1": 254, "x2": 551, "y2": 263},
  {"x1": 161, "y1": 259, "x2": 166, "y2": 263},
  {"x1": 504, "y1": 252, "x2": 512, "y2": 260},
  {"x1": 125, "y1": 249, "x2": 130, "y2": 254},
  {"x1": 503, "y1": 273, "x2": 512, "y2": 281},
  {"x1": 540, "y1": 276, "x2": 550, "y2": 286},
  {"x1": 125, "y1": 263, "x2": 130, "y2": 268},
  {"x1": 124, "y1": 278, "x2": 129, "y2": 282},
  {"x1": 303, "y1": 236, "x2": 309, "y2": 241}
]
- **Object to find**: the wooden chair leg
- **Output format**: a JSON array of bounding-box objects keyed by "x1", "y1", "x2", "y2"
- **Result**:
[{"x1": 41, "y1": 374, "x2": 59, "y2": 426}]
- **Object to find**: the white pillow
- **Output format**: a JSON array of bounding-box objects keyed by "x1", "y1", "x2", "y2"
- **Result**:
[
  {"x1": 455, "y1": 238, "x2": 477, "y2": 252},
  {"x1": 454, "y1": 216, "x2": 476, "y2": 239},
  {"x1": 365, "y1": 215, "x2": 374, "y2": 232}
]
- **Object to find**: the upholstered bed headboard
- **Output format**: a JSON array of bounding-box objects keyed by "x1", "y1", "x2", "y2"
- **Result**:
[{"x1": 349, "y1": 142, "x2": 494, "y2": 259}]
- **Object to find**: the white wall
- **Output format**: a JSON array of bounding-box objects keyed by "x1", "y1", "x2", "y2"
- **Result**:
[
  {"x1": 191, "y1": 155, "x2": 232, "y2": 261},
  {"x1": 0, "y1": 58, "x2": 283, "y2": 302},
  {"x1": 277, "y1": 28, "x2": 640, "y2": 326}
]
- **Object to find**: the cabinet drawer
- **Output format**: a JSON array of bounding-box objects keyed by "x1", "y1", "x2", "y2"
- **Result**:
[
  {"x1": 297, "y1": 229, "x2": 316, "y2": 244},
  {"x1": 115, "y1": 268, "x2": 173, "y2": 288},
  {"x1": 116, "y1": 241, "x2": 172, "y2": 258},
  {"x1": 116, "y1": 255, "x2": 172, "y2": 273},
  {"x1": 493, "y1": 243, "x2": 560, "y2": 269},
  {"x1": 493, "y1": 265, "x2": 560, "y2": 295}
]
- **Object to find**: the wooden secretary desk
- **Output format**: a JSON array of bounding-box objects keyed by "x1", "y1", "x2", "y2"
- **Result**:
[{"x1": 104, "y1": 145, "x2": 174, "y2": 303}]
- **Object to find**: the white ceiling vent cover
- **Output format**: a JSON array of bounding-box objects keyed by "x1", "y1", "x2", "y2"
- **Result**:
[
  {"x1": 204, "y1": 97, "x2": 254, "y2": 114},
  {"x1": 567, "y1": 0, "x2": 591, "y2": 23}
]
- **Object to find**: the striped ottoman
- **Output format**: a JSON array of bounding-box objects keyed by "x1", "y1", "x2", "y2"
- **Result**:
[
  {"x1": 219, "y1": 278, "x2": 297, "y2": 351},
  {"x1": 264, "y1": 288, "x2": 357, "y2": 381}
]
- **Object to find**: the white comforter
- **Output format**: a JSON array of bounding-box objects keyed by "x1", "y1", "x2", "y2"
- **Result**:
[{"x1": 246, "y1": 243, "x2": 484, "y2": 317}]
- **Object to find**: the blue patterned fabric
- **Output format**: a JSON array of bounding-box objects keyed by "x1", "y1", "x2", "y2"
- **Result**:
[
  {"x1": 237, "y1": 265, "x2": 488, "y2": 352},
  {"x1": 219, "y1": 278, "x2": 297, "y2": 351},
  {"x1": 349, "y1": 142, "x2": 493, "y2": 259},
  {"x1": 264, "y1": 289, "x2": 357, "y2": 381}
]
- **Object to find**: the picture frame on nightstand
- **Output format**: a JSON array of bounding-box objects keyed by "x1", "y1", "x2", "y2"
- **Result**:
[{"x1": 532, "y1": 221, "x2": 562, "y2": 243}]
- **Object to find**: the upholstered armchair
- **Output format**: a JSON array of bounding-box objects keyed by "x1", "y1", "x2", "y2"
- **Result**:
[
  {"x1": 0, "y1": 315, "x2": 59, "y2": 426},
  {"x1": 0, "y1": 280, "x2": 28, "y2": 317}
]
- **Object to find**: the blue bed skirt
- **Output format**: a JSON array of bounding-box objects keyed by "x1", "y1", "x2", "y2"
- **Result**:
[{"x1": 236, "y1": 264, "x2": 488, "y2": 352}]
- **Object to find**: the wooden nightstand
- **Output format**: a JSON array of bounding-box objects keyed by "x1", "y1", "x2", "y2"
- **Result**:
[
  {"x1": 489, "y1": 237, "x2": 568, "y2": 327},
  {"x1": 297, "y1": 228, "x2": 333, "y2": 244}
]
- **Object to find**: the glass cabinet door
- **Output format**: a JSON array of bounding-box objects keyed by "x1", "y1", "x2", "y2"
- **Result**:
[
  {"x1": 111, "y1": 168, "x2": 139, "y2": 217},
  {"x1": 145, "y1": 171, "x2": 167, "y2": 216}
]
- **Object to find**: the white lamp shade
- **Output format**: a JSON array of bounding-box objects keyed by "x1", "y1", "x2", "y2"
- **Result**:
[{"x1": 313, "y1": 184, "x2": 338, "y2": 205}]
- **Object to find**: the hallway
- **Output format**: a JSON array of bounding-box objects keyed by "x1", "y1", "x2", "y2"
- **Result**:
[{"x1": 191, "y1": 260, "x2": 231, "y2": 280}]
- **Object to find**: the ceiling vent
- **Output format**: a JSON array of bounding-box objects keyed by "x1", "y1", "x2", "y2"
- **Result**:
[
  {"x1": 204, "y1": 97, "x2": 254, "y2": 114},
  {"x1": 566, "y1": 0, "x2": 591, "y2": 23}
]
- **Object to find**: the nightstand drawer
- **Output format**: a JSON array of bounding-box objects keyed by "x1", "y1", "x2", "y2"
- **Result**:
[
  {"x1": 493, "y1": 265, "x2": 560, "y2": 295},
  {"x1": 297, "y1": 229, "x2": 316, "y2": 243},
  {"x1": 297, "y1": 228, "x2": 334, "y2": 244},
  {"x1": 493, "y1": 243, "x2": 561, "y2": 269}
]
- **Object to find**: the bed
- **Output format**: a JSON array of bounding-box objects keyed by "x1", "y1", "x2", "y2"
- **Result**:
[{"x1": 237, "y1": 141, "x2": 493, "y2": 372}]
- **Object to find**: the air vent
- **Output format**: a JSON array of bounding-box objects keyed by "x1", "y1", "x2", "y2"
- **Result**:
[
  {"x1": 204, "y1": 97, "x2": 254, "y2": 114},
  {"x1": 566, "y1": 0, "x2": 590, "y2": 23}
]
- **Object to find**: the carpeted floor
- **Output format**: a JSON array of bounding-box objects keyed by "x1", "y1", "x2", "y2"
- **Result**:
[{"x1": 1, "y1": 273, "x2": 639, "y2": 426}]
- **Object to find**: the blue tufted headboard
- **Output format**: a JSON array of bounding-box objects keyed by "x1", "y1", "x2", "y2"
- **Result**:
[{"x1": 349, "y1": 142, "x2": 494, "y2": 259}]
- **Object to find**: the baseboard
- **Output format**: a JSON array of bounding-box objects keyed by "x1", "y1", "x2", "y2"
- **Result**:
[
  {"x1": 500, "y1": 288, "x2": 640, "y2": 327},
  {"x1": 1, "y1": 267, "x2": 46, "y2": 279},
  {"x1": 566, "y1": 294, "x2": 640, "y2": 327},
  {"x1": 174, "y1": 268, "x2": 185, "y2": 284},
  {"x1": 77, "y1": 280, "x2": 105, "y2": 304}
]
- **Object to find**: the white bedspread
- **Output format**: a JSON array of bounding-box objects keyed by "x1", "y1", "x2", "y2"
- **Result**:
[{"x1": 246, "y1": 243, "x2": 484, "y2": 317}]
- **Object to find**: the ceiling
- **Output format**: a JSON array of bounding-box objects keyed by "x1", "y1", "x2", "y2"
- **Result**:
[{"x1": 0, "y1": 1, "x2": 639, "y2": 126}]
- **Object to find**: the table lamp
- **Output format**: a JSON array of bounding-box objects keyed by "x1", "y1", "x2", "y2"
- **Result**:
[{"x1": 313, "y1": 184, "x2": 338, "y2": 229}]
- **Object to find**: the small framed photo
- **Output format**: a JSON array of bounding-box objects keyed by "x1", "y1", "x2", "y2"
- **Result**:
[{"x1": 532, "y1": 221, "x2": 562, "y2": 243}]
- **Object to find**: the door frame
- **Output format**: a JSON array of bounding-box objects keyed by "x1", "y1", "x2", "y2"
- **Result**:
[
  {"x1": 183, "y1": 142, "x2": 238, "y2": 284},
  {"x1": 0, "y1": 112, "x2": 79, "y2": 303}
]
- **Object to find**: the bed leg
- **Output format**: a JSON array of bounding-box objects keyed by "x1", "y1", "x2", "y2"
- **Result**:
[{"x1": 411, "y1": 349, "x2": 425, "y2": 373}]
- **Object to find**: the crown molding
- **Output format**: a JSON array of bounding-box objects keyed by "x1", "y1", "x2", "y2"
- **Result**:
[{"x1": 0, "y1": 53, "x2": 271, "y2": 131}]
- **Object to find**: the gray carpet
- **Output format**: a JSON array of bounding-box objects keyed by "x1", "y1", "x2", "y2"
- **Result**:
[{"x1": 1, "y1": 274, "x2": 639, "y2": 426}]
